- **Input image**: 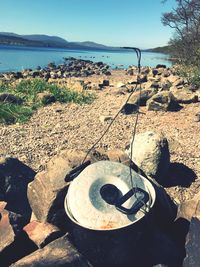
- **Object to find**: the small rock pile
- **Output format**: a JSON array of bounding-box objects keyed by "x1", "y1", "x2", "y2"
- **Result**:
[
  {"x1": 0, "y1": 57, "x2": 111, "y2": 82},
  {"x1": 0, "y1": 132, "x2": 199, "y2": 266},
  {"x1": 122, "y1": 64, "x2": 199, "y2": 113}
]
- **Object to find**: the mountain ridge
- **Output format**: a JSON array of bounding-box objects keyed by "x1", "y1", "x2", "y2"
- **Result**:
[{"x1": 0, "y1": 32, "x2": 120, "y2": 51}]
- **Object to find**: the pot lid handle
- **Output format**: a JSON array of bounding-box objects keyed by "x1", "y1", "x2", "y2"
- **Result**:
[{"x1": 115, "y1": 188, "x2": 149, "y2": 215}]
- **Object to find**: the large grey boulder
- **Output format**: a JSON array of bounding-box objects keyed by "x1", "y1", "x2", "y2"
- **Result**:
[
  {"x1": 11, "y1": 234, "x2": 91, "y2": 267},
  {"x1": 147, "y1": 91, "x2": 179, "y2": 111},
  {"x1": 127, "y1": 88, "x2": 157, "y2": 106},
  {"x1": 126, "y1": 131, "x2": 170, "y2": 184}
]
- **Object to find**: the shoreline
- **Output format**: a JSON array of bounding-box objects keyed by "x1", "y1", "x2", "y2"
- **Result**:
[{"x1": 0, "y1": 63, "x2": 199, "y2": 203}]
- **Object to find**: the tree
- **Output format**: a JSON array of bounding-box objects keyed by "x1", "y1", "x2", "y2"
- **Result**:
[{"x1": 162, "y1": 0, "x2": 200, "y2": 65}]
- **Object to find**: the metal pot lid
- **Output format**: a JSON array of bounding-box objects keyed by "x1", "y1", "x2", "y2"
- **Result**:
[{"x1": 65, "y1": 161, "x2": 156, "y2": 230}]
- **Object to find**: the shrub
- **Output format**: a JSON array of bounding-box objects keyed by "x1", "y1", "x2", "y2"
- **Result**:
[{"x1": 0, "y1": 103, "x2": 33, "y2": 124}]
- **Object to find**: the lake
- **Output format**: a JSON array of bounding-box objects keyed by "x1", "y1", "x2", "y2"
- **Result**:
[{"x1": 0, "y1": 45, "x2": 171, "y2": 73}]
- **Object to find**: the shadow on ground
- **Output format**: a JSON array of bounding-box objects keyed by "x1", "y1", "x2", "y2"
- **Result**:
[{"x1": 163, "y1": 162, "x2": 197, "y2": 188}]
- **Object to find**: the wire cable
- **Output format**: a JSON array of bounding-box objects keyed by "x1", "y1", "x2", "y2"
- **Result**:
[{"x1": 82, "y1": 47, "x2": 142, "y2": 164}]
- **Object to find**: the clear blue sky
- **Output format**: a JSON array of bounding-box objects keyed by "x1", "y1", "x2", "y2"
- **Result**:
[{"x1": 0, "y1": 0, "x2": 176, "y2": 48}]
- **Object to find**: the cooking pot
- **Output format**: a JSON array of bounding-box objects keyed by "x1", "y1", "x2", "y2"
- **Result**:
[{"x1": 64, "y1": 161, "x2": 156, "y2": 267}]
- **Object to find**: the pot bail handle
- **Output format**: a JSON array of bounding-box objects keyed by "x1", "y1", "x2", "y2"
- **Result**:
[{"x1": 115, "y1": 188, "x2": 149, "y2": 215}]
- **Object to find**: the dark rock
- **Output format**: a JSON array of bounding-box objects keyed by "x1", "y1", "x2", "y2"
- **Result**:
[
  {"x1": 37, "y1": 92, "x2": 56, "y2": 105},
  {"x1": 156, "y1": 64, "x2": 167, "y2": 69},
  {"x1": 139, "y1": 74, "x2": 148, "y2": 83},
  {"x1": 13, "y1": 72, "x2": 23, "y2": 79},
  {"x1": 43, "y1": 72, "x2": 51, "y2": 81},
  {"x1": 102, "y1": 79, "x2": 109, "y2": 86},
  {"x1": 103, "y1": 70, "x2": 111, "y2": 76},
  {"x1": 0, "y1": 157, "x2": 36, "y2": 224},
  {"x1": 121, "y1": 102, "x2": 138, "y2": 115},
  {"x1": 11, "y1": 234, "x2": 91, "y2": 267},
  {"x1": 48, "y1": 62, "x2": 56, "y2": 69},
  {"x1": 31, "y1": 71, "x2": 40, "y2": 78},
  {"x1": 0, "y1": 93, "x2": 23, "y2": 104},
  {"x1": 183, "y1": 217, "x2": 200, "y2": 267},
  {"x1": 96, "y1": 61, "x2": 104, "y2": 67},
  {"x1": 152, "y1": 69, "x2": 159, "y2": 76},
  {"x1": 0, "y1": 208, "x2": 37, "y2": 266}
]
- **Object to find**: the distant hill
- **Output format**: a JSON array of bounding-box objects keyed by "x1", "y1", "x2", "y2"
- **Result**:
[
  {"x1": 146, "y1": 45, "x2": 172, "y2": 54},
  {"x1": 0, "y1": 32, "x2": 120, "y2": 51}
]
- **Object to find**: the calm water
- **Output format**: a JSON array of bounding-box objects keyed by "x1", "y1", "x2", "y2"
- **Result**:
[{"x1": 0, "y1": 45, "x2": 171, "y2": 73}]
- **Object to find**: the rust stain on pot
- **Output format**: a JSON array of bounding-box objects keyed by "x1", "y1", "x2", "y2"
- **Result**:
[{"x1": 99, "y1": 221, "x2": 117, "y2": 230}]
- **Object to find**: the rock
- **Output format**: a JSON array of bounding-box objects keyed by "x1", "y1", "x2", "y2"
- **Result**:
[
  {"x1": 194, "y1": 113, "x2": 200, "y2": 122},
  {"x1": 23, "y1": 221, "x2": 62, "y2": 248},
  {"x1": 183, "y1": 217, "x2": 200, "y2": 267},
  {"x1": 37, "y1": 92, "x2": 56, "y2": 105},
  {"x1": 0, "y1": 209, "x2": 37, "y2": 266},
  {"x1": 126, "y1": 131, "x2": 170, "y2": 183},
  {"x1": 176, "y1": 196, "x2": 200, "y2": 222},
  {"x1": 139, "y1": 74, "x2": 148, "y2": 83},
  {"x1": 0, "y1": 93, "x2": 23, "y2": 104},
  {"x1": 13, "y1": 72, "x2": 23, "y2": 79},
  {"x1": 126, "y1": 88, "x2": 157, "y2": 106},
  {"x1": 126, "y1": 68, "x2": 134, "y2": 75},
  {"x1": 162, "y1": 70, "x2": 171, "y2": 78},
  {"x1": 147, "y1": 91, "x2": 179, "y2": 112},
  {"x1": 128, "y1": 76, "x2": 138, "y2": 84},
  {"x1": 11, "y1": 234, "x2": 91, "y2": 267},
  {"x1": 99, "y1": 115, "x2": 113, "y2": 123},
  {"x1": 141, "y1": 67, "x2": 150, "y2": 75},
  {"x1": 27, "y1": 150, "x2": 90, "y2": 230},
  {"x1": 102, "y1": 79, "x2": 109, "y2": 86},
  {"x1": 105, "y1": 149, "x2": 130, "y2": 165},
  {"x1": 166, "y1": 75, "x2": 179, "y2": 84},
  {"x1": 116, "y1": 82, "x2": 126, "y2": 88},
  {"x1": 156, "y1": 64, "x2": 167, "y2": 69},
  {"x1": 152, "y1": 69, "x2": 159, "y2": 76},
  {"x1": 144, "y1": 81, "x2": 160, "y2": 90},
  {"x1": 0, "y1": 157, "x2": 36, "y2": 225},
  {"x1": 0, "y1": 201, "x2": 7, "y2": 212},
  {"x1": 121, "y1": 102, "x2": 138, "y2": 114},
  {"x1": 173, "y1": 77, "x2": 186, "y2": 87},
  {"x1": 170, "y1": 88, "x2": 199, "y2": 104},
  {"x1": 0, "y1": 209, "x2": 15, "y2": 253},
  {"x1": 31, "y1": 71, "x2": 40, "y2": 78},
  {"x1": 102, "y1": 70, "x2": 111, "y2": 76}
]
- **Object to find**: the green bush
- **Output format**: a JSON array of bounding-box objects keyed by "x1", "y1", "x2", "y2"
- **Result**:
[
  {"x1": 176, "y1": 65, "x2": 200, "y2": 89},
  {"x1": 0, "y1": 79, "x2": 94, "y2": 124}
]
